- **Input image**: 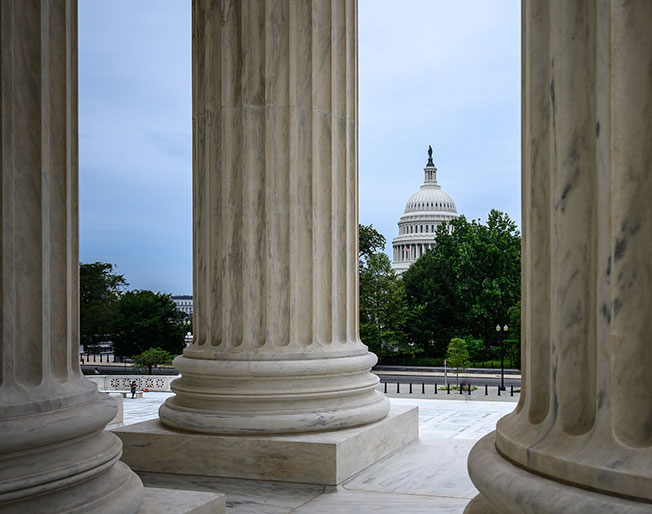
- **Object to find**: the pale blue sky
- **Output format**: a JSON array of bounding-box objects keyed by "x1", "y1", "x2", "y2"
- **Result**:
[{"x1": 78, "y1": 1, "x2": 520, "y2": 294}]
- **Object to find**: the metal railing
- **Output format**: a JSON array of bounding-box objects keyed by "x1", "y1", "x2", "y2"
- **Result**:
[{"x1": 382, "y1": 380, "x2": 518, "y2": 397}]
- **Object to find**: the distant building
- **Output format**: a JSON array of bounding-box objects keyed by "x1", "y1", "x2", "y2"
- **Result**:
[
  {"x1": 171, "y1": 295, "x2": 193, "y2": 317},
  {"x1": 391, "y1": 146, "x2": 459, "y2": 275}
]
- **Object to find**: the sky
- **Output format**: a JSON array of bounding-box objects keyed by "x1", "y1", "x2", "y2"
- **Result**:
[{"x1": 78, "y1": 1, "x2": 520, "y2": 295}]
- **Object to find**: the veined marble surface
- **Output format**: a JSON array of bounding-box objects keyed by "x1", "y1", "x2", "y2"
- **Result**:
[
  {"x1": 124, "y1": 394, "x2": 515, "y2": 513},
  {"x1": 122, "y1": 393, "x2": 514, "y2": 440}
]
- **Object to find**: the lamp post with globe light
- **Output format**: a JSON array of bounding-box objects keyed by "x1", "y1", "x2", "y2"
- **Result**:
[{"x1": 495, "y1": 324, "x2": 509, "y2": 391}]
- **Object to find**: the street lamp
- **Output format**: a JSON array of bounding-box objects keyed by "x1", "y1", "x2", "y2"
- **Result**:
[{"x1": 495, "y1": 324, "x2": 509, "y2": 391}]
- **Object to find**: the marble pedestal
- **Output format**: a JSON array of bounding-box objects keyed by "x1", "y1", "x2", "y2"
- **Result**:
[
  {"x1": 115, "y1": 405, "x2": 418, "y2": 485},
  {"x1": 138, "y1": 487, "x2": 225, "y2": 514}
]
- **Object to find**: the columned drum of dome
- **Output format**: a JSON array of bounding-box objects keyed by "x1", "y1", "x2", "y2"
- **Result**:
[{"x1": 391, "y1": 146, "x2": 459, "y2": 275}]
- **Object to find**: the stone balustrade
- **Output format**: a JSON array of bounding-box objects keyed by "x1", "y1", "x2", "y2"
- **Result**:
[{"x1": 88, "y1": 375, "x2": 178, "y2": 392}]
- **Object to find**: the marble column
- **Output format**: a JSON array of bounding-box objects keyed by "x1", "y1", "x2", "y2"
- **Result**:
[
  {"x1": 0, "y1": 2, "x2": 143, "y2": 513},
  {"x1": 466, "y1": 1, "x2": 652, "y2": 512},
  {"x1": 159, "y1": 0, "x2": 389, "y2": 435}
]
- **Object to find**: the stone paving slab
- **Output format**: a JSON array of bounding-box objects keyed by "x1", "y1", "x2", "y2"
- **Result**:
[{"x1": 119, "y1": 393, "x2": 516, "y2": 513}]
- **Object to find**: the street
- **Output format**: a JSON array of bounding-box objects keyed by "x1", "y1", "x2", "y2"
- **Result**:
[{"x1": 376, "y1": 373, "x2": 521, "y2": 389}]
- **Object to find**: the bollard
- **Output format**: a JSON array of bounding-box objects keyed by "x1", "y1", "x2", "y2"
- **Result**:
[
  {"x1": 447, "y1": 384, "x2": 450, "y2": 394},
  {"x1": 498, "y1": 385, "x2": 501, "y2": 396},
  {"x1": 510, "y1": 384, "x2": 514, "y2": 397},
  {"x1": 434, "y1": 382, "x2": 438, "y2": 394},
  {"x1": 409, "y1": 382, "x2": 413, "y2": 394},
  {"x1": 396, "y1": 382, "x2": 400, "y2": 394},
  {"x1": 485, "y1": 384, "x2": 488, "y2": 396},
  {"x1": 459, "y1": 384, "x2": 463, "y2": 395},
  {"x1": 422, "y1": 383, "x2": 425, "y2": 394},
  {"x1": 468, "y1": 384, "x2": 471, "y2": 395},
  {"x1": 384, "y1": 382, "x2": 387, "y2": 394}
]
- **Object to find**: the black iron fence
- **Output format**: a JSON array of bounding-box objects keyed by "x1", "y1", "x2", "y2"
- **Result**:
[{"x1": 382, "y1": 380, "x2": 518, "y2": 397}]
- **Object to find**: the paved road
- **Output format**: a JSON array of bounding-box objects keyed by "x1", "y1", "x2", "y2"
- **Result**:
[{"x1": 376, "y1": 373, "x2": 521, "y2": 389}]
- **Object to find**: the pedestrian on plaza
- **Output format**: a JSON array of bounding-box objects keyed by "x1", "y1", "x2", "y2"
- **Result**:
[
  {"x1": 130, "y1": 380, "x2": 137, "y2": 399},
  {"x1": 461, "y1": 379, "x2": 471, "y2": 400}
]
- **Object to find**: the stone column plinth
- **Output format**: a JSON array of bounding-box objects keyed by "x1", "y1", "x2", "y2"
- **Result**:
[
  {"x1": 466, "y1": 1, "x2": 652, "y2": 512},
  {"x1": 0, "y1": 2, "x2": 143, "y2": 513},
  {"x1": 158, "y1": 0, "x2": 389, "y2": 434}
]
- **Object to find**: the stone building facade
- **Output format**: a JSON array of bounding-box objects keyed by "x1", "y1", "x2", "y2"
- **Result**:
[{"x1": 171, "y1": 295, "x2": 193, "y2": 317}]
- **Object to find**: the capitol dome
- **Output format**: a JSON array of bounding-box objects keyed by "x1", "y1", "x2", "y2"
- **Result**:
[
  {"x1": 403, "y1": 187, "x2": 457, "y2": 215},
  {"x1": 391, "y1": 146, "x2": 459, "y2": 275}
]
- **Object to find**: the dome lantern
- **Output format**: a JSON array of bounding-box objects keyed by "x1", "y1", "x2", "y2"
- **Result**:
[{"x1": 424, "y1": 145, "x2": 438, "y2": 184}]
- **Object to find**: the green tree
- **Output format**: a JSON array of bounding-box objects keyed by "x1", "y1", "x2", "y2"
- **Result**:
[
  {"x1": 446, "y1": 337, "x2": 470, "y2": 386},
  {"x1": 359, "y1": 253, "x2": 413, "y2": 358},
  {"x1": 131, "y1": 347, "x2": 175, "y2": 375},
  {"x1": 359, "y1": 224, "x2": 386, "y2": 263},
  {"x1": 402, "y1": 210, "x2": 521, "y2": 358},
  {"x1": 80, "y1": 262, "x2": 127, "y2": 351},
  {"x1": 113, "y1": 290, "x2": 185, "y2": 357},
  {"x1": 465, "y1": 338, "x2": 488, "y2": 365}
]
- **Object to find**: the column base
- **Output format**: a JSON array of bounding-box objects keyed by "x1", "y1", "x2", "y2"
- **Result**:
[
  {"x1": 464, "y1": 494, "x2": 499, "y2": 514},
  {"x1": 466, "y1": 432, "x2": 652, "y2": 514},
  {"x1": 159, "y1": 352, "x2": 391, "y2": 434},
  {"x1": 0, "y1": 393, "x2": 144, "y2": 514},
  {"x1": 115, "y1": 404, "x2": 418, "y2": 485}
]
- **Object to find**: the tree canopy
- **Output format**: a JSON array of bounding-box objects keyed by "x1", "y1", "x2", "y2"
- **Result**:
[
  {"x1": 359, "y1": 224, "x2": 386, "y2": 263},
  {"x1": 112, "y1": 290, "x2": 185, "y2": 357},
  {"x1": 402, "y1": 210, "x2": 521, "y2": 356},
  {"x1": 359, "y1": 252, "x2": 415, "y2": 358},
  {"x1": 80, "y1": 262, "x2": 127, "y2": 350},
  {"x1": 358, "y1": 225, "x2": 415, "y2": 359},
  {"x1": 131, "y1": 347, "x2": 175, "y2": 375}
]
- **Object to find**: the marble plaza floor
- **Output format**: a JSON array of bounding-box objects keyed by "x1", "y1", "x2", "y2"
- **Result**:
[{"x1": 118, "y1": 392, "x2": 516, "y2": 513}]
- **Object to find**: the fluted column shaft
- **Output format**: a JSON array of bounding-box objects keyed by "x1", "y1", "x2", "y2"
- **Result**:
[
  {"x1": 159, "y1": 0, "x2": 389, "y2": 435},
  {"x1": 0, "y1": 2, "x2": 142, "y2": 512},
  {"x1": 467, "y1": 1, "x2": 652, "y2": 511}
]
